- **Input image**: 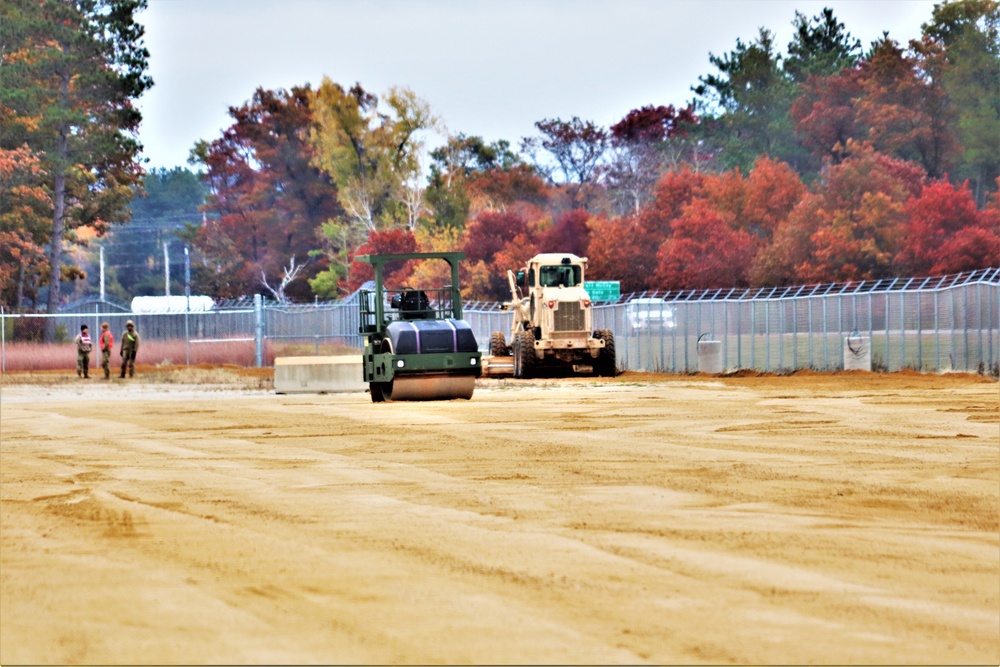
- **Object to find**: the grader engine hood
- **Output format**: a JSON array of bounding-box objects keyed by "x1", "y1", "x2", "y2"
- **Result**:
[{"x1": 538, "y1": 286, "x2": 592, "y2": 333}]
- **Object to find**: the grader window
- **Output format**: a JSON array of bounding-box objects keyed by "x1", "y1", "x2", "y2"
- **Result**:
[{"x1": 539, "y1": 265, "x2": 581, "y2": 287}]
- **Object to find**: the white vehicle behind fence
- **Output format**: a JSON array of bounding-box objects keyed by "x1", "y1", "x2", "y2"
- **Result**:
[{"x1": 627, "y1": 297, "x2": 676, "y2": 331}]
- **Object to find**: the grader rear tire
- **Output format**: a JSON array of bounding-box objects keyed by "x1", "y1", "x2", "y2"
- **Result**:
[{"x1": 490, "y1": 331, "x2": 510, "y2": 357}]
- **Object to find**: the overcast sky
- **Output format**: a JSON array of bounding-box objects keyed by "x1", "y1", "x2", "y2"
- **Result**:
[{"x1": 136, "y1": 0, "x2": 940, "y2": 171}]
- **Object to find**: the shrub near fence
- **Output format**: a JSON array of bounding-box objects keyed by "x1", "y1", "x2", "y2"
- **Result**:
[{"x1": 2, "y1": 269, "x2": 997, "y2": 375}]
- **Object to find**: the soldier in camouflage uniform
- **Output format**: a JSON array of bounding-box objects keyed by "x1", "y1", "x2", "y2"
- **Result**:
[
  {"x1": 74, "y1": 324, "x2": 92, "y2": 378},
  {"x1": 98, "y1": 322, "x2": 114, "y2": 379},
  {"x1": 119, "y1": 320, "x2": 140, "y2": 378}
]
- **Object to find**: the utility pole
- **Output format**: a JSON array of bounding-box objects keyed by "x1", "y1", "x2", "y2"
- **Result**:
[
  {"x1": 99, "y1": 246, "x2": 105, "y2": 302},
  {"x1": 184, "y1": 245, "x2": 191, "y2": 366},
  {"x1": 163, "y1": 241, "x2": 170, "y2": 297}
]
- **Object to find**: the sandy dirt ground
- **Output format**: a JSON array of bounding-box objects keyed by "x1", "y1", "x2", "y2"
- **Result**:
[{"x1": 1, "y1": 369, "x2": 997, "y2": 665}]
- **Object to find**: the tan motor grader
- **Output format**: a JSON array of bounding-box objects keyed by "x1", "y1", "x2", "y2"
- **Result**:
[{"x1": 489, "y1": 253, "x2": 616, "y2": 378}]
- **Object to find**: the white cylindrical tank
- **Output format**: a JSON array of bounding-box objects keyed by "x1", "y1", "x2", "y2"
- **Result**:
[
  {"x1": 697, "y1": 340, "x2": 723, "y2": 374},
  {"x1": 843, "y1": 335, "x2": 872, "y2": 371}
]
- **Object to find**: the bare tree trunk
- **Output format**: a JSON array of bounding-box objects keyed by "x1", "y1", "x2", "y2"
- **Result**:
[
  {"x1": 44, "y1": 72, "x2": 70, "y2": 342},
  {"x1": 44, "y1": 156, "x2": 66, "y2": 341}
]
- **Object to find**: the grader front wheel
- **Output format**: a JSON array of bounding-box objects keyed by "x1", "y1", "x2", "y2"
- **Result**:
[
  {"x1": 595, "y1": 329, "x2": 617, "y2": 377},
  {"x1": 513, "y1": 330, "x2": 536, "y2": 379}
]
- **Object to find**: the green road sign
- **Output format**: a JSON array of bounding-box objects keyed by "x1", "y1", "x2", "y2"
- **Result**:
[{"x1": 584, "y1": 281, "x2": 620, "y2": 302}]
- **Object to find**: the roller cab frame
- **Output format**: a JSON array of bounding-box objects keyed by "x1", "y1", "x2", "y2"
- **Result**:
[{"x1": 357, "y1": 252, "x2": 482, "y2": 402}]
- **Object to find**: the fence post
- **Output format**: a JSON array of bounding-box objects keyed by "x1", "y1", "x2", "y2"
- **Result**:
[
  {"x1": 94, "y1": 305, "x2": 100, "y2": 373},
  {"x1": 978, "y1": 283, "x2": 984, "y2": 370},
  {"x1": 963, "y1": 287, "x2": 970, "y2": 371},
  {"x1": 254, "y1": 294, "x2": 264, "y2": 367},
  {"x1": 683, "y1": 303, "x2": 690, "y2": 372},
  {"x1": 793, "y1": 300, "x2": 799, "y2": 370},
  {"x1": 989, "y1": 283, "x2": 995, "y2": 371},
  {"x1": 934, "y1": 290, "x2": 940, "y2": 372},
  {"x1": 822, "y1": 298, "x2": 828, "y2": 370},
  {"x1": 1, "y1": 306, "x2": 5, "y2": 373},
  {"x1": 764, "y1": 300, "x2": 770, "y2": 371},
  {"x1": 916, "y1": 291, "x2": 923, "y2": 370},
  {"x1": 723, "y1": 301, "x2": 728, "y2": 370},
  {"x1": 778, "y1": 300, "x2": 783, "y2": 369},
  {"x1": 951, "y1": 289, "x2": 957, "y2": 370},
  {"x1": 885, "y1": 293, "x2": 891, "y2": 371},
  {"x1": 661, "y1": 300, "x2": 667, "y2": 371},
  {"x1": 868, "y1": 292, "x2": 873, "y2": 368},
  {"x1": 901, "y1": 292, "x2": 906, "y2": 370},
  {"x1": 671, "y1": 302, "x2": 677, "y2": 372}
]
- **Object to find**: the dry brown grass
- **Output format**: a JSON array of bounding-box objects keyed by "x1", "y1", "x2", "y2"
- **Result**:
[
  {"x1": 0, "y1": 339, "x2": 360, "y2": 372},
  {"x1": 0, "y1": 363, "x2": 274, "y2": 390}
]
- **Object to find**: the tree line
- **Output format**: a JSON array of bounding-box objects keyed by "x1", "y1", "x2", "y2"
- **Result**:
[{"x1": 2, "y1": 1, "x2": 997, "y2": 320}]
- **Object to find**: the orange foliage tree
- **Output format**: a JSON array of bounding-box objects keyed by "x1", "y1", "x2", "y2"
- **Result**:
[
  {"x1": 654, "y1": 199, "x2": 756, "y2": 289},
  {"x1": 586, "y1": 215, "x2": 659, "y2": 293},
  {"x1": 855, "y1": 37, "x2": 957, "y2": 179},
  {"x1": 0, "y1": 146, "x2": 50, "y2": 308},
  {"x1": 762, "y1": 142, "x2": 926, "y2": 284}
]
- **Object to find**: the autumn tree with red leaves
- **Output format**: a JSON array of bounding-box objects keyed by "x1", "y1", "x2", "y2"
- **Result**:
[
  {"x1": 345, "y1": 228, "x2": 418, "y2": 292},
  {"x1": 898, "y1": 179, "x2": 999, "y2": 275},
  {"x1": 462, "y1": 211, "x2": 530, "y2": 266},
  {"x1": 460, "y1": 210, "x2": 536, "y2": 299},
  {"x1": 537, "y1": 209, "x2": 592, "y2": 258},
  {"x1": 191, "y1": 85, "x2": 342, "y2": 300},
  {"x1": 791, "y1": 69, "x2": 864, "y2": 164},
  {"x1": 605, "y1": 105, "x2": 698, "y2": 215}
]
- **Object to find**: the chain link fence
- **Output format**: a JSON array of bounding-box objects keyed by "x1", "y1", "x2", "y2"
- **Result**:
[{"x1": 3, "y1": 269, "x2": 997, "y2": 374}]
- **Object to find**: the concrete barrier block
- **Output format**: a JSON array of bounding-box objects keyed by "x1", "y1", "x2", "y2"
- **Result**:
[
  {"x1": 697, "y1": 340, "x2": 723, "y2": 374},
  {"x1": 843, "y1": 336, "x2": 871, "y2": 371},
  {"x1": 274, "y1": 355, "x2": 366, "y2": 394}
]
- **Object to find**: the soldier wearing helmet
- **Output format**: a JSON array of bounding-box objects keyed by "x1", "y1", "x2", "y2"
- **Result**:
[{"x1": 119, "y1": 320, "x2": 140, "y2": 378}]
